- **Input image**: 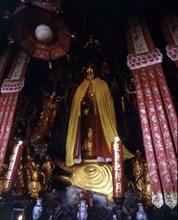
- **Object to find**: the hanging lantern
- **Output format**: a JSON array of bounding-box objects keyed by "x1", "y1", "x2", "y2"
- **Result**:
[{"x1": 11, "y1": 0, "x2": 71, "y2": 61}]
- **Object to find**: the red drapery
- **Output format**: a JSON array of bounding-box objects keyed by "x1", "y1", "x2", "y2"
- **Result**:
[
  {"x1": 0, "y1": 50, "x2": 29, "y2": 174},
  {"x1": 125, "y1": 16, "x2": 177, "y2": 209},
  {"x1": 159, "y1": 10, "x2": 178, "y2": 68}
]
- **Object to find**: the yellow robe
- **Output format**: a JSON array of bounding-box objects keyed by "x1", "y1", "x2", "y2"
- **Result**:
[{"x1": 66, "y1": 77, "x2": 134, "y2": 166}]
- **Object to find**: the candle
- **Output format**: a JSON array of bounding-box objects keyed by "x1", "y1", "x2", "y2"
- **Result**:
[
  {"x1": 112, "y1": 137, "x2": 124, "y2": 198},
  {"x1": 3, "y1": 140, "x2": 24, "y2": 192}
]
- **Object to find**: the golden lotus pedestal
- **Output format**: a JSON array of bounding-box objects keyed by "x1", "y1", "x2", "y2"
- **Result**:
[{"x1": 54, "y1": 159, "x2": 129, "y2": 204}]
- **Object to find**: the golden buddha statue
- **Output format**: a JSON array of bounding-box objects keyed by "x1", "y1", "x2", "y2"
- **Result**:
[
  {"x1": 65, "y1": 63, "x2": 134, "y2": 166},
  {"x1": 55, "y1": 63, "x2": 134, "y2": 204}
]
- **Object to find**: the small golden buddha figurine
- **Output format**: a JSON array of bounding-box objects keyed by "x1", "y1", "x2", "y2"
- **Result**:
[
  {"x1": 132, "y1": 150, "x2": 152, "y2": 205},
  {"x1": 24, "y1": 154, "x2": 55, "y2": 198},
  {"x1": 143, "y1": 164, "x2": 152, "y2": 206},
  {"x1": 132, "y1": 150, "x2": 145, "y2": 193},
  {"x1": 25, "y1": 156, "x2": 44, "y2": 198},
  {"x1": 42, "y1": 154, "x2": 55, "y2": 190},
  {"x1": 28, "y1": 162, "x2": 43, "y2": 198},
  {"x1": 14, "y1": 163, "x2": 25, "y2": 196},
  {"x1": 82, "y1": 127, "x2": 94, "y2": 159}
]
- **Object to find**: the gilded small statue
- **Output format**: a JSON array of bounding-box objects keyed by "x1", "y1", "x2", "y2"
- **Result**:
[
  {"x1": 41, "y1": 154, "x2": 55, "y2": 190},
  {"x1": 30, "y1": 89, "x2": 67, "y2": 142},
  {"x1": 0, "y1": 164, "x2": 8, "y2": 198},
  {"x1": 14, "y1": 162, "x2": 25, "y2": 196},
  {"x1": 25, "y1": 158, "x2": 44, "y2": 198},
  {"x1": 132, "y1": 150, "x2": 152, "y2": 206},
  {"x1": 132, "y1": 150, "x2": 145, "y2": 193},
  {"x1": 82, "y1": 127, "x2": 94, "y2": 159},
  {"x1": 25, "y1": 154, "x2": 55, "y2": 198},
  {"x1": 142, "y1": 164, "x2": 152, "y2": 206}
]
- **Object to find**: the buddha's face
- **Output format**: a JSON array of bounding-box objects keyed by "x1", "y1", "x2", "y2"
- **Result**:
[{"x1": 86, "y1": 65, "x2": 95, "y2": 80}]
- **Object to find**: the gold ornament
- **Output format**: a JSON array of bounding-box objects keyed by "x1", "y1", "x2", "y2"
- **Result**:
[
  {"x1": 30, "y1": 89, "x2": 67, "y2": 142},
  {"x1": 26, "y1": 159, "x2": 43, "y2": 198},
  {"x1": 132, "y1": 150, "x2": 152, "y2": 206},
  {"x1": 14, "y1": 163, "x2": 25, "y2": 196},
  {"x1": 41, "y1": 154, "x2": 55, "y2": 190},
  {"x1": 54, "y1": 159, "x2": 129, "y2": 204},
  {"x1": 0, "y1": 164, "x2": 8, "y2": 197},
  {"x1": 24, "y1": 154, "x2": 55, "y2": 198}
]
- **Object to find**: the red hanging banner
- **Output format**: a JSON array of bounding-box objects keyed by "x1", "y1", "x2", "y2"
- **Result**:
[
  {"x1": 140, "y1": 68, "x2": 176, "y2": 208},
  {"x1": 0, "y1": 94, "x2": 9, "y2": 126},
  {"x1": 133, "y1": 69, "x2": 164, "y2": 208},
  {"x1": 0, "y1": 50, "x2": 29, "y2": 174},
  {"x1": 147, "y1": 66, "x2": 177, "y2": 192},
  {"x1": 159, "y1": 10, "x2": 178, "y2": 67},
  {"x1": 0, "y1": 93, "x2": 19, "y2": 173},
  {"x1": 154, "y1": 64, "x2": 177, "y2": 152},
  {"x1": 125, "y1": 16, "x2": 177, "y2": 209}
]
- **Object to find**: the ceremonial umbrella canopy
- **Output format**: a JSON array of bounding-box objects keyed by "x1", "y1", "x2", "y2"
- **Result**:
[{"x1": 11, "y1": 1, "x2": 71, "y2": 61}]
